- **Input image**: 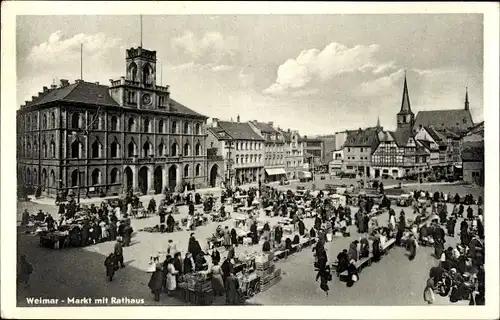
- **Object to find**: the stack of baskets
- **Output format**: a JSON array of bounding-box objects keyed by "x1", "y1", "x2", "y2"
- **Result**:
[{"x1": 255, "y1": 252, "x2": 281, "y2": 293}]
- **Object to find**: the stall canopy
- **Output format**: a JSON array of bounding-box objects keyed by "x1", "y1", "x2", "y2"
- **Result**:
[
  {"x1": 301, "y1": 171, "x2": 312, "y2": 178},
  {"x1": 265, "y1": 168, "x2": 287, "y2": 176}
]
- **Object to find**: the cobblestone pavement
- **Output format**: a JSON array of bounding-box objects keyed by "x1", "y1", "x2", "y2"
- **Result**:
[{"x1": 16, "y1": 182, "x2": 481, "y2": 306}]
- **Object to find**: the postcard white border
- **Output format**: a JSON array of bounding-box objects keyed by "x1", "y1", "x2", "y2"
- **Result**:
[{"x1": 2, "y1": 1, "x2": 499, "y2": 319}]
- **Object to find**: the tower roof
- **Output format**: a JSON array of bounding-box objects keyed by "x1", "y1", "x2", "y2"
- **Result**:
[
  {"x1": 398, "y1": 73, "x2": 413, "y2": 115},
  {"x1": 465, "y1": 87, "x2": 470, "y2": 110}
]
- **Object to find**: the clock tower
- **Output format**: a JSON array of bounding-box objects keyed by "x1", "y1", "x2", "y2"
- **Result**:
[{"x1": 109, "y1": 46, "x2": 170, "y2": 110}]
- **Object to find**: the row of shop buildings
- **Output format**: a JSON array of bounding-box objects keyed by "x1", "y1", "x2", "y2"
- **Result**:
[{"x1": 327, "y1": 77, "x2": 484, "y2": 185}]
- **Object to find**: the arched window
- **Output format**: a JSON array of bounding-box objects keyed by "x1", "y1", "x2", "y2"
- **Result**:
[
  {"x1": 50, "y1": 112, "x2": 56, "y2": 128},
  {"x1": 250, "y1": 155, "x2": 253, "y2": 163},
  {"x1": 143, "y1": 63, "x2": 153, "y2": 85},
  {"x1": 71, "y1": 112, "x2": 80, "y2": 129},
  {"x1": 258, "y1": 155, "x2": 262, "y2": 162},
  {"x1": 50, "y1": 140, "x2": 56, "y2": 158},
  {"x1": 158, "y1": 120, "x2": 164, "y2": 133},
  {"x1": 184, "y1": 164, "x2": 189, "y2": 177},
  {"x1": 42, "y1": 169, "x2": 47, "y2": 188},
  {"x1": 33, "y1": 141, "x2": 38, "y2": 157},
  {"x1": 50, "y1": 170, "x2": 55, "y2": 187},
  {"x1": 128, "y1": 62, "x2": 138, "y2": 82},
  {"x1": 245, "y1": 155, "x2": 249, "y2": 163},
  {"x1": 195, "y1": 123, "x2": 201, "y2": 135},
  {"x1": 110, "y1": 168, "x2": 119, "y2": 184},
  {"x1": 236, "y1": 155, "x2": 239, "y2": 164},
  {"x1": 171, "y1": 142, "x2": 178, "y2": 156},
  {"x1": 26, "y1": 116, "x2": 31, "y2": 131},
  {"x1": 128, "y1": 141, "x2": 136, "y2": 157},
  {"x1": 42, "y1": 114, "x2": 47, "y2": 129},
  {"x1": 33, "y1": 169, "x2": 37, "y2": 185},
  {"x1": 91, "y1": 169, "x2": 101, "y2": 185},
  {"x1": 42, "y1": 141, "x2": 47, "y2": 158},
  {"x1": 143, "y1": 141, "x2": 152, "y2": 157},
  {"x1": 91, "y1": 139, "x2": 102, "y2": 158},
  {"x1": 27, "y1": 142, "x2": 31, "y2": 158},
  {"x1": 143, "y1": 118, "x2": 150, "y2": 133},
  {"x1": 110, "y1": 141, "x2": 120, "y2": 158},
  {"x1": 183, "y1": 142, "x2": 191, "y2": 156},
  {"x1": 195, "y1": 142, "x2": 202, "y2": 156},
  {"x1": 245, "y1": 142, "x2": 248, "y2": 150},
  {"x1": 32, "y1": 115, "x2": 38, "y2": 130},
  {"x1": 110, "y1": 116, "x2": 118, "y2": 131},
  {"x1": 71, "y1": 140, "x2": 81, "y2": 158},
  {"x1": 183, "y1": 122, "x2": 190, "y2": 134},
  {"x1": 71, "y1": 169, "x2": 78, "y2": 187},
  {"x1": 171, "y1": 121, "x2": 177, "y2": 134},
  {"x1": 128, "y1": 117, "x2": 135, "y2": 132},
  {"x1": 158, "y1": 141, "x2": 165, "y2": 156},
  {"x1": 26, "y1": 168, "x2": 31, "y2": 185},
  {"x1": 195, "y1": 164, "x2": 201, "y2": 176}
]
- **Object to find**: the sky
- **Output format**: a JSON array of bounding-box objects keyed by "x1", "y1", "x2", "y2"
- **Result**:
[{"x1": 16, "y1": 14, "x2": 483, "y2": 135}]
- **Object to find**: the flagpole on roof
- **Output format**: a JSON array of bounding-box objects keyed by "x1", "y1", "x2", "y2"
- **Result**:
[
  {"x1": 140, "y1": 14, "x2": 143, "y2": 47},
  {"x1": 80, "y1": 43, "x2": 83, "y2": 80}
]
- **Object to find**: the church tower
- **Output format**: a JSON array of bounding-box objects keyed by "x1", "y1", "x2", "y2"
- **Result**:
[
  {"x1": 396, "y1": 74, "x2": 415, "y2": 131},
  {"x1": 464, "y1": 87, "x2": 470, "y2": 111}
]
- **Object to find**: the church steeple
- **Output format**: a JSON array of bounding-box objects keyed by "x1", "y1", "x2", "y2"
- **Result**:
[
  {"x1": 377, "y1": 116, "x2": 381, "y2": 128},
  {"x1": 396, "y1": 72, "x2": 415, "y2": 131},
  {"x1": 465, "y1": 87, "x2": 470, "y2": 111}
]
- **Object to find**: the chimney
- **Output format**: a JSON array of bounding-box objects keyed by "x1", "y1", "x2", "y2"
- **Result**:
[
  {"x1": 237, "y1": 115, "x2": 240, "y2": 123},
  {"x1": 60, "y1": 79, "x2": 69, "y2": 87},
  {"x1": 50, "y1": 84, "x2": 57, "y2": 90},
  {"x1": 268, "y1": 121, "x2": 274, "y2": 126},
  {"x1": 212, "y1": 118, "x2": 219, "y2": 128},
  {"x1": 75, "y1": 79, "x2": 83, "y2": 84},
  {"x1": 43, "y1": 86, "x2": 48, "y2": 92}
]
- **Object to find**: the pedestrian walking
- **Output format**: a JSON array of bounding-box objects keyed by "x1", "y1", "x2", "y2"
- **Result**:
[
  {"x1": 316, "y1": 264, "x2": 332, "y2": 296},
  {"x1": 17, "y1": 255, "x2": 33, "y2": 288},
  {"x1": 104, "y1": 253, "x2": 118, "y2": 281},
  {"x1": 114, "y1": 238, "x2": 125, "y2": 268}
]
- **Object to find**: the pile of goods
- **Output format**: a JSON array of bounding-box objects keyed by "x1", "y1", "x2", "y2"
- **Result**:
[
  {"x1": 255, "y1": 252, "x2": 281, "y2": 293},
  {"x1": 178, "y1": 271, "x2": 214, "y2": 305}
]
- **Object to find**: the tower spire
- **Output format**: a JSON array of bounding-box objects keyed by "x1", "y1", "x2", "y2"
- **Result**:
[
  {"x1": 140, "y1": 15, "x2": 143, "y2": 48},
  {"x1": 465, "y1": 87, "x2": 470, "y2": 111},
  {"x1": 376, "y1": 116, "x2": 381, "y2": 128},
  {"x1": 399, "y1": 72, "x2": 412, "y2": 113},
  {"x1": 80, "y1": 43, "x2": 83, "y2": 80}
]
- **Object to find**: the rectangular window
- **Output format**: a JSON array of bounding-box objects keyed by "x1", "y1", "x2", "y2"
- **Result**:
[{"x1": 360, "y1": 148, "x2": 364, "y2": 152}]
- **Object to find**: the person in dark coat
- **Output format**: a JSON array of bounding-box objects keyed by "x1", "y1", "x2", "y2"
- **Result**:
[
  {"x1": 458, "y1": 203, "x2": 464, "y2": 217},
  {"x1": 183, "y1": 253, "x2": 194, "y2": 274},
  {"x1": 310, "y1": 227, "x2": 317, "y2": 238},
  {"x1": 407, "y1": 234, "x2": 417, "y2": 261},
  {"x1": 230, "y1": 228, "x2": 238, "y2": 247},
  {"x1": 221, "y1": 258, "x2": 232, "y2": 285},
  {"x1": 225, "y1": 269, "x2": 240, "y2": 305},
  {"x1": 109, "y1": 220, "x2": 117, "y2": 241},
  {"x1": 275, "y1": 226, "x2": 283, "y2": 245},
  {"x1": 477, "y1": 220, "x2": 484, "y2": 240},
  {"x1": 336, "y1": 249, "x2": 349, "y2": 274},
  {"x1": 396, "y1": 213, "x2": 406, "y2": 246},
  {"x1": 348, "y1": 241, "x2": 358, "y2": 262},
  {"x1": 17, "y1": 255, "x2": 33, "y2": 288},
  {"x1": 21, "y1": 209, "x2": 30, "y2": 226},
  {"x1": 360, "y1": 238, "x2": 370, "y2": 258},
  {"x1": 250, "y1": 222, "x2": 258, "y2": 245},
  {"x1": 346, "y1": 259, "x2": 359, "y2": 287},
  {"x1": 314, "y1": 216, "x2": 322, "y2": 231},
  {"x1": 372, "y1": 237, "x2": 381, "y2": 262},
  {"x1": 298, "y1": 219, "x2": 306, "y2": 236},
  {"x1": 188, "y1": 234, "x2": 202, "y2": 259},
  {"x1": 148, "y1": 265, "x2": 164, "y2": 301},
  {"x1": 122, "y1": 224, "x2": 133, "y2": 247},
  {"x1": 316, "y1": 264, "x2": 332, "y2": 296},
  {"x1": 104, "y1": 253, "x2": 118, "y2": 281},
  {"x1": 81, "y1": 221, "x2": 90, "y2": 247},
  {"x1": 466, "y1": 206, "x2": 474, "y2": 220},
  {"x1": 114, "y1": 239, "x2": 125, "y2": 268},
  {"x1": 195, "y1": 252, "x2": 208, "y2": 271},
  {"x1": 446, "y1": 217, "x2": 456, "y2": 237},
  {"x1": 159, "y1": 209, "x2": 166, "y2": 233},
  {"x1": 166, "y1": 213, "x2": 175, "y2": 233},
  {"x1": 211, "y1": 249, "x2": 221, "y2": 266}
]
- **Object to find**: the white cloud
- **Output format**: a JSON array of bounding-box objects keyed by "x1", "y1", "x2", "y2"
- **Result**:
[
  {"x1": 211, "y1": 64, "x2": 236, "y2": 72},
  {"x1": 291, "y1": 88, "x2": 320, "y2": 98},
  {"x1": 373, "y1": 61, "x2": 397, "y2": 74},
  {"x1": 172, "y1": 31, "x2": 239, "y2": 64},
  {"x1": 264, "y1": 42, "x2": 395, "y2": 96},
  {"x1": 359, "y1": 69, "x2": 405, "y2": 96},
  {"x1": 27, "y1": 30, "x2": 123, "y2": 65}
]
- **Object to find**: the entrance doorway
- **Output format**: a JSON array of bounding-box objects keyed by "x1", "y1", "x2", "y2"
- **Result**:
[
  {"x1": 168, "y1": 165, "x2": 177, "y2": 191},
  {"x1": 124, "y1": 167, "x2": 133, "y2": 193},
  {"x1": 154, "y1": 166, "x2": 163, "y2": 194},
  {"x1": 209, "y1": 164, "x2": 218, "y2": 187},
  {"x1": 138, "y1": 166, "x2": 148, "y2": 194},
  {"x1": 374, "y1": 169, "x2": 380, "y2": 178}
]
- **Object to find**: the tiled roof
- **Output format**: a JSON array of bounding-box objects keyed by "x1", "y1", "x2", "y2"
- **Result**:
[
  {"x1": 424, "y1": 126, "x2": 444, "y2": 142},
  {"x1": 378, "y1": 130, "x2": 395, "y2": 142},
  {"x1": 416, "y1": 145, "x2": 430, "y2": 156},
  {"x1": 216, "y1": 121, "x2": 264, "y2": 141},
  {"x1": 344, "y1": 127, "x2": 379, "y2": 149},
  {"x1": 466, "y1": 121, "x2": 484, "y2": 136},
  {"x1": 414, "y1": 109, "x2": 474, "y2": 132},
  {"x1": 252, "y1": 121, "x2": 278, "y2": 133},
  {"x1": 391, "y1": 128, "x2": 414, "y2": 147},
  {"x1": 417, "y1": 139, "x2": 432, "y2": 150},
  {"x1": 22, "y1": 81, "x2": 204, "y2": 117},
  {"x1": 462, "y1": 141, "x2": 484, "y2": 162},
  {"x1": 436, "y1": 128, "x2": 461, "y2": 139}
]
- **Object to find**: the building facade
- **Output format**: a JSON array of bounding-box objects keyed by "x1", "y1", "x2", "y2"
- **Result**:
[
  {"x1": 249, "y1": 121, "x2": 286, "y2": 182},
  {"x1": 301, "y1": 136, "x2": 324, "y2": 167},
  {"x1": 282, "y1": 129, "x2": 304, "y2": 180},
  {"x1": 371, "y1": 76, "x2": 430, "y2": 179},
  {"x1": 16, "y1": 46, "x2": 211, "y2": 198},
  {"x1": 461, "y1": 141, "x2": 484, "y2": 186},
  {"x1": 342, "y1": 126, "x2": 381, "y2": 178},
  {"x1": 328, "y1": 149, "x2": 344, "y2": 176},
  {"x1": 208, "y1": 118, "x2": 265, "y2": 186}
]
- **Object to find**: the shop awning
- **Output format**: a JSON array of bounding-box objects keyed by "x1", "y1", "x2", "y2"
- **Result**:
[{"x1": 265, "y1": 168, "x2": 287, "y2": 176}]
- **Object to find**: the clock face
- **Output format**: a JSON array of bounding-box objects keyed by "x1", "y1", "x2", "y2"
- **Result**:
[{"x1": 142, "y1": 94, "x2": 152, "y2": 105}]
